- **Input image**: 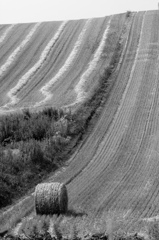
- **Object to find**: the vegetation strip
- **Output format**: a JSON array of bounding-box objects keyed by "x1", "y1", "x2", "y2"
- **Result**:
[{"x1": 2, "y1": 212, "x2": 159, "y2": 240}]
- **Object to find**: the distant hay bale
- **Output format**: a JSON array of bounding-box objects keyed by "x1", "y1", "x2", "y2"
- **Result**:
[{"x1": 35, "y1": 182, "x2": 68, "y2": 215}]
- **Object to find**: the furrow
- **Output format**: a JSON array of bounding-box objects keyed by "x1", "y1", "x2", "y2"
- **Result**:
[{"x1": 66, "y1": 12, "x2": 146, "y2": 215}]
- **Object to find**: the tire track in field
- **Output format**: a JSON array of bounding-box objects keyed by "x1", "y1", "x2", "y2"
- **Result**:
[
  {"x1": 33, "y1": 19, "x2": 92, "y2": 108},
  {"x1": 0, "y1": 25, "x2": 15, "y2": 44},
  {"x1": 1, "y1": 21, "x2": 67, "y2": 108},
  {"x1": 66, "y1": 16, "x2": 112, "y2": 107}
]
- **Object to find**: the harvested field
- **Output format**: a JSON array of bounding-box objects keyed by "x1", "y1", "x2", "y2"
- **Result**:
[{"x1": 1, "y1": 9, "x2": 159, "y2": 235}]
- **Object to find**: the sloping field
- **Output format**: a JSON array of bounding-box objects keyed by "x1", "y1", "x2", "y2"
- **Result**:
[
  {"x1": 0, "y1": 15, "x2": 120, "y2": 112},
  {"x1": 1, "y1": 9, "x2": 159, "y2": 233}
]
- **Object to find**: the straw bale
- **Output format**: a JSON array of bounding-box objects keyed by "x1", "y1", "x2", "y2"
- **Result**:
[{"x1": 35, "y1": 182, "x2": 68, "y2": 215}]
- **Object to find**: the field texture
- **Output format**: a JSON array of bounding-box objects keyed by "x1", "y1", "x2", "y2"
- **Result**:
[{"x1": 1, "y1": 10, "x2": 159, "y2": 233}]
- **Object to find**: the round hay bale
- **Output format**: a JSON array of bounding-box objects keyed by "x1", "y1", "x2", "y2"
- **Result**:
[{"x1": 35, "y1": 182, "x2": 68, "y2": 215}]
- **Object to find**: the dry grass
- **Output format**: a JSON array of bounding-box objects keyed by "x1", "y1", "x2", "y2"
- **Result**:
[{"x1": 6, "y1": 209, "x2": 159, "y2": 240}]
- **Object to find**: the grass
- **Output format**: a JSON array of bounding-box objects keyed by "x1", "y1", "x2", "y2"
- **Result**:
[{"x1": 2, "y1": 212, "x2": 159, "y2": 240}]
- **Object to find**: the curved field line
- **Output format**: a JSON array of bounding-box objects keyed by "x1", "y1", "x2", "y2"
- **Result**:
[
  {"x1": 93, "y1": 12, "x2": 159, "y2": 220},
  {"x1": 33, "y1": 19, "x2": 92, "y2": 108},
  {"x1": 65, "y1": 13, "x2": 146, "y2": 216},
  {"x1": 113, "y1": 13, "x2": 159, "y2": 220},
  {"x1": 66, "y1": 16, "x2": 112, "y2": 107},
  {"x1": 0, "y1": 25, "x2": 15, "y2": 44},
  {"x1": 64, "y1": 16, "x2": 133, "y2": 186},
  {"x1": 1, "y1": 21, "x2": 68, "y2": 108},
  {"x1": 136, "y1": 67, "x2": 159, "y2": 218},
  {"x1": 105, "y1": 59, "x2": 159, "y2": 218},
  {"x1": 93, "y1": 13, "x2": 152, "y2": 215},
  {"x1": 57, "y1": 16, "x2": 134, "y2": 189},
  {"x1": 73, "y1": 13, "x2": 145, "y2": 183},
  {"x1": 104, "y1": 53, "x2": 159, "y2": 213},
  {"x1": 0, "y1": 23, "x2": 41, "y2": 82}
]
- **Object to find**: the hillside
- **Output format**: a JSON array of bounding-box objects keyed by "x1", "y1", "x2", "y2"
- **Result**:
[
  {"x1": 1, "y1": 9, "x2": 159, "y2": 236},
  {"x1": 0, "y1": 14, "x2": 122, "y2": 113}
]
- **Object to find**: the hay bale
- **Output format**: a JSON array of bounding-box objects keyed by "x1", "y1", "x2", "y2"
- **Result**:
[{"x1": 35, "y1": 182, "x2": 68, "y2": 215}]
